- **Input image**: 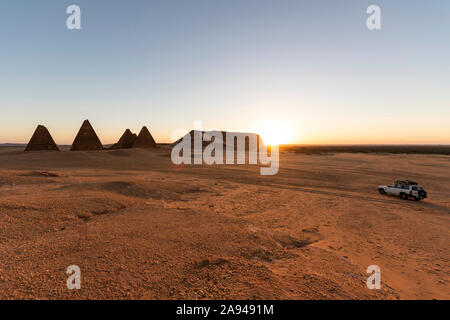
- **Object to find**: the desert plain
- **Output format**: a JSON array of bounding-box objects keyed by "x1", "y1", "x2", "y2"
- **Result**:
[{"x1": 0, "y1": 146, "x2": 448, "y2": 299}]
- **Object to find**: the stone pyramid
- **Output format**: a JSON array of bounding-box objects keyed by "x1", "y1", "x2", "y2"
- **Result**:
[
  {"x1": 109, "y1": 129, "x2": 137, "y2": 150},
  {"x1": 25, "y1": 125, "x2": 60, "y2": 152},
  {"x1": 133, "y1": 126, "x2": 157, "y2": 148},
  {"x1": 70, "y1": 120, "x2": 103, "y2": 151}
]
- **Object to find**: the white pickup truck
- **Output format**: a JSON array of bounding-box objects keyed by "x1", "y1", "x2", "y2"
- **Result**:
[{"x1": 378, "y1": 180, "x2": 428, "y2": 201}]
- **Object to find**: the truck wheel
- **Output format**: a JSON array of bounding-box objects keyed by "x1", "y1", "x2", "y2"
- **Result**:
[
  {"x1": 378, "y1": 188, "x2": 386, "y2": 195},
  {"x1": 413, "y1": 197, "x2": 421, "y2": 201},
  {"x1": 400, "y1": 193, "x2": 408, "y2": 200}
]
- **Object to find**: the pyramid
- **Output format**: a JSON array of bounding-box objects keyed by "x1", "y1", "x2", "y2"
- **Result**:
[
  {"x1": 133, "y1": 126, "x2": 157, "y2": 148},
  {"x1": 25, "y1": 125, "x2": 60, "y2": 152},
  {"x1": 70, "y1": 120, "x2": 103, "y2": 151},
  {"x1": 109, "y1": 129, "x2": 137, "y2": 150}
]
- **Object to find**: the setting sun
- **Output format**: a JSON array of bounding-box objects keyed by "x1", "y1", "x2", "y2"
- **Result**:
[{"x1": 251, "y1": 120, "x2": 297, "y2": 145}]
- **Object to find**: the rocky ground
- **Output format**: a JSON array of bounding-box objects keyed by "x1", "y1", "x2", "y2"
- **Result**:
[{"x1": 0, "y1": 147, "x2": 448, "y2": 299}]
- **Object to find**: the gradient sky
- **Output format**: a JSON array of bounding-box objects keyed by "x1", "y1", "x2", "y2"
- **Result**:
[{"x1": 0, "y1": 0, "x2": 449, "y2": 144}]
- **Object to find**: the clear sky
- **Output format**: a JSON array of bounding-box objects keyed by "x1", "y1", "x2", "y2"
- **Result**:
[{"x1": 0, "y1": 0, "x2": 449, "y2": 144}]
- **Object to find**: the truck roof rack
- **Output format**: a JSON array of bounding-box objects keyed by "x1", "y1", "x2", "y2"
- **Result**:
[{"x1": 395, "y1": 180, "x2": 418, "y2": 185}]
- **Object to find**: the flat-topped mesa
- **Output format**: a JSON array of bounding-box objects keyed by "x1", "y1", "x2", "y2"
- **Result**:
[
  {"x1": 70, "y1": 120, "x2": 103, "y2": 151},
  {"x1": 133, "y1": 126, "x2": 157, "y2": 148},
  {"x1": 25, "y1": 125, "x2": 60, "y2": 152},
  {"x1": 173, "y1": 130, "x2": 261, "y2": 151},
  {"x1": 109, "y1": 129, "x2": 137, "y2": 150}
]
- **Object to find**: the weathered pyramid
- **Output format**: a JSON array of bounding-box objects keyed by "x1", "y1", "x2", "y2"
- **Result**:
[
  {"x1": 109, "y1": 129, "x2": 137, "y2": 150},
  {"x1": 25, "y1": 125, "x2": 60, "y2": 152},
  {"x1": 133, "y1": 126, "x2": 157, "y2": 148},
  {"x1": 70, "y1": 120, "x2": 103, "y2": 151}
]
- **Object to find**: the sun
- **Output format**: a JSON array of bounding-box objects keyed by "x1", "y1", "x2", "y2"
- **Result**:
[{"x1": 251, "y1": 120, "x2": 297, "y2": 145}]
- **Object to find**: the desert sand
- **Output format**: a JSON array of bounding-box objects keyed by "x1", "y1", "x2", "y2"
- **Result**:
[{"x1": 0, "y1": 147, "x2": 448, "y2": 299}]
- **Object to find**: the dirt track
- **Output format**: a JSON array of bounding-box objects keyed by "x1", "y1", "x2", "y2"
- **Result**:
[{"x1": 0, "y1": 147, "x2": 448, "y2": 299}]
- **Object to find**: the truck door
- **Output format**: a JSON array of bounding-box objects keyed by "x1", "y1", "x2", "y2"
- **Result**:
[
  {"x1": 386, "y1": 184, "x2": 398, "y2": 195},
  {"x1": 388, "y1": 184, "x2": 401, "y2": 196}
]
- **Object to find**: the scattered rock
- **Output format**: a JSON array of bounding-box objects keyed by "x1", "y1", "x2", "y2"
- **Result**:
[
  {"x1": 277, "y1": 235, "x2": 313, "y2": 249},
  {"x1": 302, "y1": 227, "x2": 319, "y2": 233},
  {"x1": 77, "y1": 213, "x2": 93, "y2": 221},
  {"x1": 34, "y1": 171, "x2": 60, "y2": 177},
  {"x1": 194, "y1": 258, "x2": 228, "y2": 269}
]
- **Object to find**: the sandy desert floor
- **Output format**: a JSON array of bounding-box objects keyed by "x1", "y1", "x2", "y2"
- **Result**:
[{"x1": 0, "y1": 147, "x2": 448, "y2": 299}]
